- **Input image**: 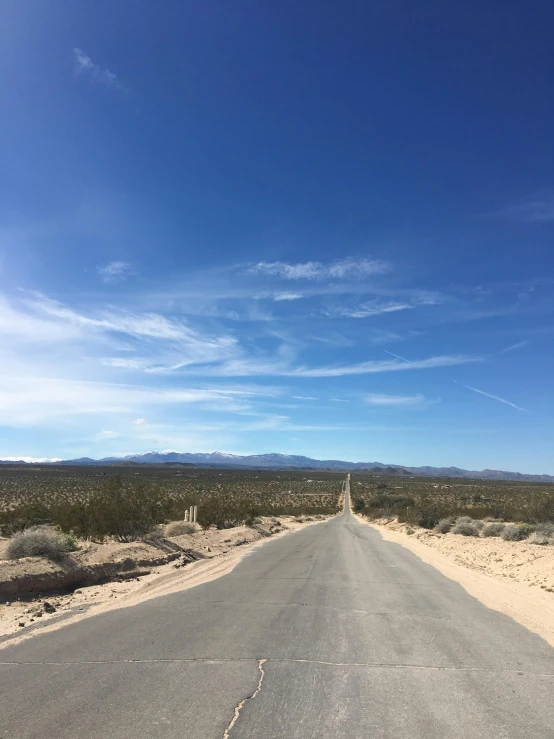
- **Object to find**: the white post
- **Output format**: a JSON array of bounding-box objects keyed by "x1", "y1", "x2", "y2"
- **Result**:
[
  {"x1": 189, "y1": 506, "x2": 194, "y2": 523},
  {"x1": 184, "y1": 510, "x2": 189, "y2": 522},
  {"x1": 193, "y1": 505, "x2": 197, "y2": 523}
]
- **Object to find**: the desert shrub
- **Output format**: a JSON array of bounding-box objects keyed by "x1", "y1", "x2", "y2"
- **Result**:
[
  {"x1": 417, "y1": 514, "x2": 440, "y2": 529},
  {"x1": 5, "y1": 525, "x2": 77, "y2": 560},
  {"x1": 143, "y1": 525, "x2": 164, "y2": 541},
  {"x1": 367, "y1": 495, "x2": 415, "y2": 510},
  {"x1": 353, "y1": 499, "x2": 365, "y2": 511},
  {"x1": 83, "y1": 476, "x2": 171, "y2": 542},
  {"x1": 501, "y1": 524, "x2": 529, "y2": 541},
  {"x1": 535, "y1": 522, "x2": 554, "y2": 537},
  {"x1": 473, "y1": 520, "x2": 485, "y2": 531},
  {"x1": 482, "y1": 522, "x2": 506, "y2": 537},
  {"x1": 515, "y1": 523, "x2": 535, "y2": 537},
  {"x1": 452, "y1": 521, "x2": 480, "y2": 537},
  {"x1": 456, "y1": 516, "x2": 475, "y2": 524},
  {"x1": 434, "y1": 518, "x2": 453, "y2": 534},
  {"x1": 528, "y1": 532, "x2": 550, "y2": 545},
  {"x1": 165, "y1": 521, "x2": 198, "y2": 537}
]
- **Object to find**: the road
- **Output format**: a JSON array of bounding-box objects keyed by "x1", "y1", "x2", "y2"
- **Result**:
[{"x1": 1, "y1": 476, "x2": 553, "y2": 738}]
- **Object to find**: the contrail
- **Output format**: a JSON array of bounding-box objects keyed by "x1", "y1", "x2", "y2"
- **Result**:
[
  {"x1": 383, "y1": 350, "x2": 412, "y2": 363},
  {"x1": 454, "y1": 381, "x2": 526, "y2": 412},
  {"x1": 499, "y1": 339, "x2": 530, "y2": 354}
]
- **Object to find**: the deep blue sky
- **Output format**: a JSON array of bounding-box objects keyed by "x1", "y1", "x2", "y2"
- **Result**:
[{"x1": 1, "y1": 1, "x2": 553, "y2": 471}]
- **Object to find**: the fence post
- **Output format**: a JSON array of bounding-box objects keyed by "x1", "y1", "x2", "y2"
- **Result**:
[
  {"x1": 193, "y1": 505, "x2": 198, "y2": 523},
  {"x1": 184, "y1": 510, "x2": 189, "y2": 522}
]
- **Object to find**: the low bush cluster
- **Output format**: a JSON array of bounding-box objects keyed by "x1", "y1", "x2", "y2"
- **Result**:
[{"x1": 353, "y1": 474, "x2": 554, "y2": 532}]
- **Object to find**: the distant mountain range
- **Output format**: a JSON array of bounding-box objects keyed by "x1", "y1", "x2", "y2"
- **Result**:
[{"x1": 1, "y1": 450, "x2": 553, "y2": 482}]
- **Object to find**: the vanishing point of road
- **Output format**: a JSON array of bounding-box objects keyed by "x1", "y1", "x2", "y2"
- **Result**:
[{"x1": 1, "y1": 476, "x2": 553, "y2": 738}]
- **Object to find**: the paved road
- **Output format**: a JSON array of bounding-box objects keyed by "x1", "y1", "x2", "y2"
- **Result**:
[{"x1": 1, "y1": 477, "x2": 553, "y2": 738}]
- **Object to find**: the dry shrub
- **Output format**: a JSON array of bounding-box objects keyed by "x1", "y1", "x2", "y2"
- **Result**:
[
  {"x1": 6, "y1": 525, "x2": 77, "y2": 560},
  {"x1": 482, "y1": 522, "x2": 506, "y2": 537},
  {"x1": 501, "y1": 524, "x2": 529, "y2": 541},
  {"x1": 165, "y1": 521, "x2": 198, "y2": 537},
  {"x1": 452, "y1": 521, "x2": 480, "y2": 537},
  {"x1": 528, "y1": 532, "x2": 550, "y2": 546},
  {"x1": 434, "y1": 518, "x2": 453, "y2": 534}
]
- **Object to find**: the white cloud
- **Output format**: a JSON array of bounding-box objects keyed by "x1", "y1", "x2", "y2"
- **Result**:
[
  {"x1": 97, "y1": 261, "x2": 133, "y2": 283},
  {"x1": 455, "y1": 382, "x2": 526, "y2": 412},
  {"x1": 132, "y1": 418, "x2": 148, "y2": 425},
  {"x1": 273, "y1": 292, "x2": 304, "y2": 301},
  {"x1": 0, "y1": 456, "x2": 62, "y2": 463},
  {"x1": 249, "y1": 258, "x2": 389, "y2": 281},
  {"x1": 340, "y1": 301, "x2": 414, "y2": 318},
  {"x1": 334, "y1": 295, "x2": 441, "y2": 319},
  {"x1": 497, "y1": 190, "x2": 554, "y2": 223},
  {"x1": 254, "y1": 291, "x2": 303, "y2": 301},
  {"x1": 292, "y1": 396, "x2": 318, "y2": 400},
  {"x1": 73, "y1": 48, "x2": 128, "y2": 93},
  {"x1": 97, "y1": 430, "x2": 121, "y2": 439},
  {"x1": 0, "y1": 376, "x2": 278, "y2": 426},
  {"x1": 365, "y1": 393, "x2": 425, "y2": 407},
  {"x1": 280, "y1": 354, "x2": 481, "y2": 378}
]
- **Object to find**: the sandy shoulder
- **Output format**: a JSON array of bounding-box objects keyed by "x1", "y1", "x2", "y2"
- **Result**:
[
  {"x1": 355, "y1": 515, "x2": 554, "y2": 648},
  {"x1": 0, "y1": 515, "x2": 328, "y2": 649}
]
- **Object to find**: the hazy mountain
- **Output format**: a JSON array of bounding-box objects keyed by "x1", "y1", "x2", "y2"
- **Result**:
[{"x1": 14, "y1": 450, "x2": 548, "y2": 482}]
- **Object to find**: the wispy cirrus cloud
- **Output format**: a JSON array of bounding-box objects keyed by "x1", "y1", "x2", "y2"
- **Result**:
[
  {"x1": 193, "y1": 353, "x2": 481, "y2": 378},
  {"x1": 490, "y1": 190, "x2": 554, "y2": 223},
  {"x1": 288, "y1": 354, "x2": 480, "y2": 378},
  {"x1": 249, "y1": 257, "x2": 390, "y2": 281},
  {"x1": 0, "y1": 375, "x2": 279, "y2": 426},
  {"x1": 365, "y1": 392, "x2": 426, "y2": 407},
  {"x1": 254, "y1": 291, "x2": 304, "y2": 301},
  {"x1": 97, "y1": 261, "x2": 133, "y2": 283},
  {"x1": 332, "y1": 294, "x2": 442, "y2": 319},
  {"x1": 454, "y1": 381, "x2": 526, "y2": 411},
  {"x1": 73, "y1": 48, "x2": 129, "y2": 93}
]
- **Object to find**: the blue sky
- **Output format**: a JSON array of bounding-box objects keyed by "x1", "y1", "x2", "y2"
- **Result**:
[{"x1": 1, "y1": 1, "x2": 553, "y2": 472}]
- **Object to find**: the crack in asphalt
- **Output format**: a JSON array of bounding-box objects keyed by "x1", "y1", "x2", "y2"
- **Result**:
[
  {"x1": 223, "y1": 659, "x2": 266, "y2": 738},
  {"x1": 0, "y1": 656, "x2": 552, "y2": 677}
]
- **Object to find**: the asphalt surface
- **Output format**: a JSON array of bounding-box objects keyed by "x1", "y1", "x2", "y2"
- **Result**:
[{"x1": 1, "y1": 477, "x2": 553, "y2": 738}]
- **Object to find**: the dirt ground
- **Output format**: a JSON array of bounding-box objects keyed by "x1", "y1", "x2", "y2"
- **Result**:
[
  {"x1": 0, "y1": 515, "x2": 327, "y2": 647},
  {"x1": 358, "y1": 515, "x2": 554, "y2": 647}
]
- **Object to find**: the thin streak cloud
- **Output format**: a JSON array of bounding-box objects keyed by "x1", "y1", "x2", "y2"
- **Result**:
[
  {"x1": 455, "y1": 381, "x2": 526, "y2": 411},
  {"x1": 73, "y1": 48, "x2": 129, "y2": 93}
]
